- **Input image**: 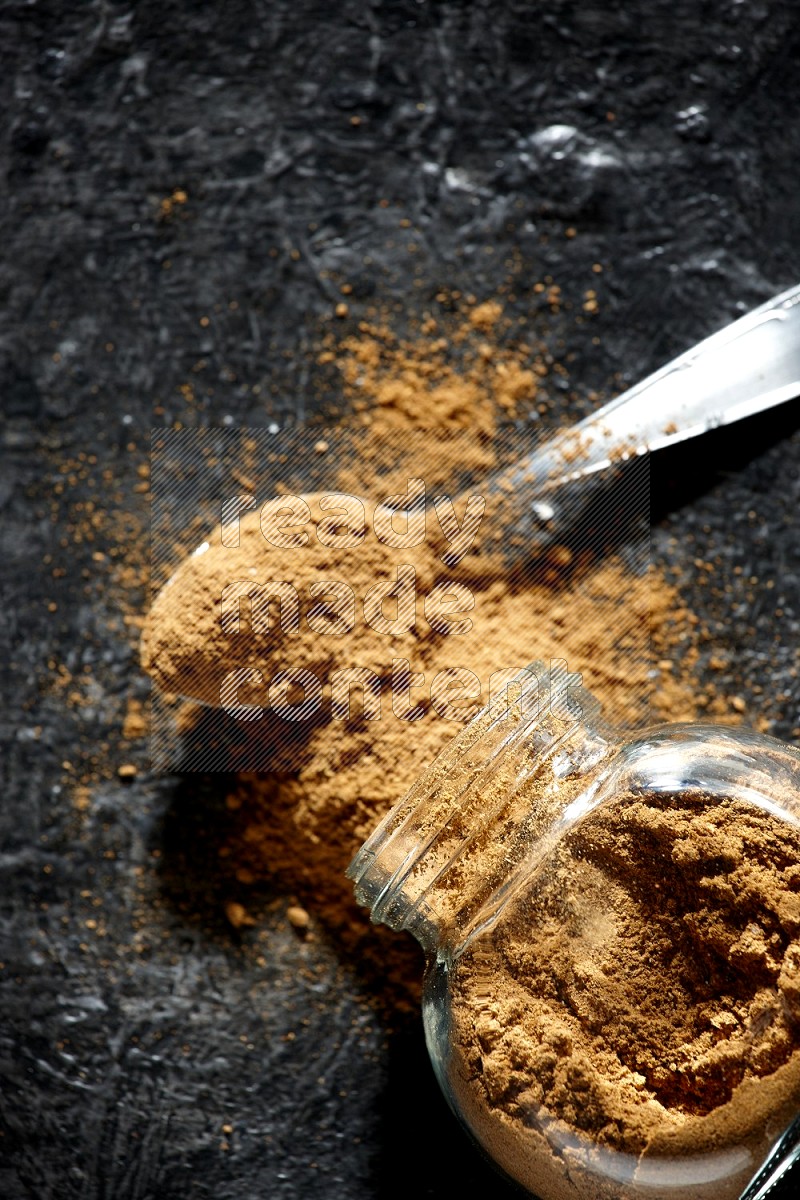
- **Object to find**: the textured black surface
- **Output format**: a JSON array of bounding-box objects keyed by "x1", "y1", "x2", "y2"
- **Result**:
[{"x1": 2, "y1": 2, "x2": 800, "y2": 1198}]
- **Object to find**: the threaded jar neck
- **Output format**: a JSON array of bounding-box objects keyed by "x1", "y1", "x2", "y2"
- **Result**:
[{"x1": 347, "y1": 660, "x2": 616, "y2": 955}]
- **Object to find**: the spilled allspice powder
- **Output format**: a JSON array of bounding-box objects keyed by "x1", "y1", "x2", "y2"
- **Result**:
[
  {"x1": 142, "y1": 293, "x2": 776, "y2": 1014},
  {"x1": 143, "y1": 296, "x2": 724, "y2": 1000},
  {"x1": 143, "y1": 296, "x2": 750, "y2": 991}
]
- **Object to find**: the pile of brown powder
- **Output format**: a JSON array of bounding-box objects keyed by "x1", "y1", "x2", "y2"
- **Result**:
[{"x1": 448, "y1": 789, "x2": 800, "y2": 1199}]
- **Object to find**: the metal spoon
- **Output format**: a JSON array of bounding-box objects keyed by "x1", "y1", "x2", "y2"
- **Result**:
[
  {"x1": 737, "y1": 1112, "x2": 800, "y2": 1200},
  {"x1": 481, "y1": 280, "x2": 800, "y2": 559}
]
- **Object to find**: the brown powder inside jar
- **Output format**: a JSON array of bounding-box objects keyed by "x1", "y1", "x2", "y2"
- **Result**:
[{"x1": 447, "y1": 789, "x2": 800, "y2": 1200}]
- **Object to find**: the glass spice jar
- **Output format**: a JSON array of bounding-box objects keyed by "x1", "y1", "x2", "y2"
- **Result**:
[{"x1": 348, "y1": 661, "x2": 800, "y2": 1200}]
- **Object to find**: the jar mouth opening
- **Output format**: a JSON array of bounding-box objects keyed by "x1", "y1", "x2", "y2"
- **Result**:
[{"x1": 346, "y1": 659, "x2": 605, "y2": 935}]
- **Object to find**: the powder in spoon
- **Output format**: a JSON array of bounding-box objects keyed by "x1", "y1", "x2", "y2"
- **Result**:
[{"x1": 141, "y1": 495, "x2": 442, "y2": 710}]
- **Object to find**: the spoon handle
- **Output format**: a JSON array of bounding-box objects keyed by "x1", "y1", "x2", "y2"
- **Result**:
[
  {"x1": 737, "y1": 1113, "x2": 800, "y2": 1200},
  {"x1": 482, "y1": 283, "x2": 800, "y2": 553}
]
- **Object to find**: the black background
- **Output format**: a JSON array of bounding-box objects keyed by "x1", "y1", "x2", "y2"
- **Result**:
[{"x1": 2, "y1": 2, "x2": 800, "y2": 1198}]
